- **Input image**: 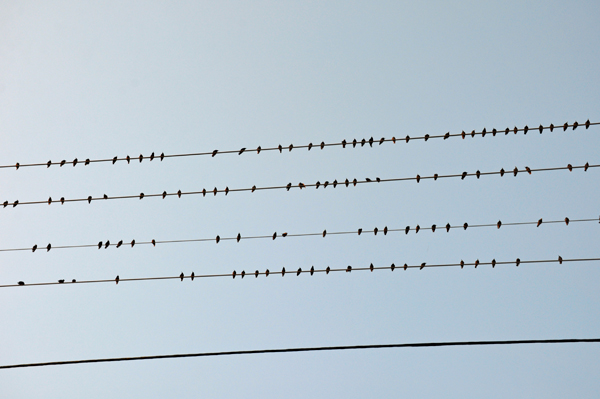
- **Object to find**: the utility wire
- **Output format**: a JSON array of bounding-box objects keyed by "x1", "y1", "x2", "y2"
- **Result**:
[
  {"x1": 1, "y1": 121, "x2": 596, "y2": 171},
  {"x1": 3, "y1": 216, "x2": 598, "y2": 254},
  {"x1": 2, "y1": 162, "x2": 597, "y2": 209},
  {"x1": 6, "y1": 257, "x2": 600, "y2": 288},
  {"x1": 1, "y1": 337, "x2": 599, "y2": 369}
]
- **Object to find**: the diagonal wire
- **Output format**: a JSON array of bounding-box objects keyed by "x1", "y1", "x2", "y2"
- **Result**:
[
  {"x1": 5, "y1": 257, "x2": 600, "y2": 288},
  {"x1": 1, "y1": 216, "x2": 597, "y2": 254},
  {"x1": 1, "y1": 121, "x2": 596, "y2": 170},
  {"x1": 1, "y1": 162, "x2": 597, "y2": 209}
]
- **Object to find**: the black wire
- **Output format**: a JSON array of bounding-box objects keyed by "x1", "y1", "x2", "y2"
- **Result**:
[
  {"x1": 2, "y1": 163, "x2": 597, "y2": 208},
  {"x1": 1, "y1": 121, "x2": 596, "y2": 170},
  {"x1": 5, "y1": 257, "x2": 599, "y2": 289},
  {"x1": 2, "y1": 217, "x2": 597, "y2": 254},
  {"x1": 1, "y1": 338, "x2": 598, "y2": 369}
]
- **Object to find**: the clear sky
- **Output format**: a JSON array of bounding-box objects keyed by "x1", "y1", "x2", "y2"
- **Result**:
[{"x1": 1, "y1": 1, "x2": 599, "y2": 397}]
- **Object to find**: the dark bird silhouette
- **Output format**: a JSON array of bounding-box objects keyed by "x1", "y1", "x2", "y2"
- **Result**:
[
  {"x1": 180, "y1": 273, "x2": 184, "y2": 281},
  {"x1": 563, "y1": 122, "x2": 568, "y2": 131},
  {"x1": 492, "y1": 128, "x2": 497, "y2": 136},
  {"x1": 513, "y1": 167, "x2": 518, "y2": 176},
  {"x1": 296, "y1": 268, "x2": 301, "y2": 276},
  {"x1": 60, "y1": 160, "x2": 66, "y2": 167},
  {"x1": 558, "y1": 256, "x2": 563, "y2": 264},
  {"x1": 361, "y1": 138, "x2": 366, "y2": 147},
  {"x1": 87, "y1": 196, "x2": 92, "y2": 203},
  {"x1": 13, "y1": 200, "x2": 19, "y2": 207},
  {"x1": 150, "y1": 152, "x2": 155, "y2": 161},
  {"x1": 139, "y1": 193, "x2": 144, "y2": 199},
  {"x1": 492, "y1": 259, "x2": 496, "y2": 268},
  {"x1": 139, "y1": 154, "x2": 143, "y2": 162},
  {"x1": 549, "y1": 123, "x2": 554, "y2": 132},
  {"x1": 277, "y1": 144, "x2": 282, "y2": 153},
  {"x1": 524, "y1": 125, "x2": 529, "y2": 134},
  {"x1": 379, "y1": 137, "x2": 385, "y2": 145},
  {"x1": 98, "y1": 241, "x2": 102, "y2": 249},
  {"x1": 31, "y1": 244, "x2": 37, "y2": 252},
  {"x1": 322, "y1": 230, "x2": 326, "y2": 237},
  {"x1": 346, "y1": 265, "x2": 352, "y2": 272},
  {"x1": 116, "y1": 240, "x2": 122, "y2": 248},
  {"x1": 286, "y1": 183, "x2": 292, "y2": 191},
  {"x1": 463, "y1": 223, "x2": 468, "y2": 230},
  {"x1": 431, "y1": 224, "x2": 436, "y2": 232},
  {"x1": 162, "y1": 191, "x2": 167, "y2": 199},
  {"x1": 282, "y1": 267, "x2": 286, "y2": 276},
  {"x1": 115, "y1": 275, "x2": 119, "y2": 284},
  {"x1": 241, "y1": 271, "x2": 245, "y2": 279},
  {"x1": 500, "y1": 168, "x2": 505, "y2": 177},
  {"x1": 358, "y1": 228, "x2": 362, "y2": 235},
  {"x1": 516, "y1": 258, "x2": 520, "y2": 267},
  {"x1": 370, "y1": 263, "x2": 374, "y2": 272},
  {"x1": 47, "y1": 160, "x2": 52, "y2": 167},
  {"x1": 191, "y1": 272, "x2": 194, "y2": 281},
  {"x1": 255, "y1": 270, "x2": 259, "y2": 278},
  {"x1": 368, "y1": 137, "x2": 374, "y2": 147},
  {"x1": 585, "y1": 119, "x2": 590, "y2": 129},
  {"x1": 112, "y1": 156, "x2": 117, "y2": 164},
  {"x1": 213, "y1": 187, "x2": 217, "y2": 196},
  {"x1": 272, "y1": 232, "x2": 277, "y2": 240},
  {"x1": 460, "y1": 260, "x2": 464, "y2": 269},
  {"x1": 344, "y1": 179, "x2": 349, "y2": 187},
  {"x1": 333, "y1": 180, "x2": 338, "y2": 188},
  {"x1": 202, "y1": 188, "x2": 206, "y2": 197},
  {"x1": 352, "y1": 139, "x2": 357, "y2": 148},
  {"x1": 565, "y1": 217, "x2": 569, "y2": 225},
  {"x1": 3, "y1": 201, "x2": 8, "y2": 208},
  {"x1": 424, "y1": 134, "x2": 429, "y2": 141},
  {"x1": 415, "y1": 225, "x2": 420, "y2": 233},
  {"x1": 391, "y1": 263, "x2": 395, "y2": 271},
  {"x1": 420, "y1": 263, "x2": 426, "y2": 270},
  {"x1": 131, "y1": 240, "x2": 135, "y2": 247},
  {"x1": 537, "y1": 218, "x2": 542, "y2": 227},
  {"x1": 216, "y1": 235, "x2": 220, "y2": 243},
  {"x1": 405, "y1": 135, "x2": 410, "y2": 142},
  {"x1": 320, "y1": 141, "x2": 325, "y2": 149},
  {"x1": 288, "y1": 144, "x2": 293, "y2": 152},
  {"x1": 504, "y1": 127, "x2": 509, "y2": 135},
  {"x1": 18, "y1": 281, "x2": 24, "y2": 286},
  {"x1": 567, "y1": 164, "x2": 572, "y2": 172},
  {"x1": 376, "y1": 177, "x2": 381, "y2": 182},
  {"x1": 310, "y1": 266, "x2": 314, "y2": 275},
  {"x1": 461, "y1": 171, "x2": 467, "y2": 180},
  {"x1": 392, "y1": 136, "x2": 396, "y2": 143},
  {"x1": 497, "y1": 221, "x2": 502, "y2": 229},
  {"x1": 416, "y1": 174, "x2": 420, "y2": 183},
  {"x1": 365, "y1": 178, "x2": 371, "y2": 182},
  {"x1": 446, "y1": 223, "x2": 451, "y2": 232},
  {"x1": 178, "y1": 190, "x2": 182, "y2": 198},
  {"x1": 404, "y1": 263, "x2": 408, "y2": 270},
  {"x1": 431, "y1": 173, "x2": 438, "y2": 181},
  {"x1": 476, "y1": 170, "x2": 480, "y2": 179},
  {"x1": 225, "y1": 187, "x2": 229, "y2": 195},
  {"x1": 152, "y1": 239, "x2": 156, "y2": 246},
  {"x1": 405, "y1": 226, "x2": 410, "y2": 234},
  {"x1": 46, "y1": 243, "x2": 51, "y2": 251},
  {"x1": 513, "y1": 126, "x2": 518, "y2": 134},
  {"x1": 256, "y1": 146, "x2": 261, "y2": 154},
  {"x1": 326, "y1": 266, "x2": 330, "y2": 274},
  {"x1": 48, "y1": 197, "x2": 52, "y2": 205},
  {"x1": 72, "y1": 158, "x2": 77, "y2": 166},
  {"x1": 126, "y1": 155, "x2": 131, "y2": 164},
  {"x1": 573, "y1": 121, "x2": 579, "y2": 130},
  {"x1": 373, "y1": 227, "x2": 378, "y2": 235},
  {"x1": 525, "y1": 166, "x2": 531, "y2": 174},
  {"x1": 471, "y1": 130, "x2": 475, "y2": 137},
  {"x1": 444, "y1": 132, "x2": 450, "y2": 140},
  {"x1": 308, "y1": 143, "x2": 313, "y2": 151},
  {"x1": 265, "y1": 269, "x2": 269, "y2": 277},
  {"x1": 299, "y1": 182, "x2": 305, "y2": 189},
  {"x1": 383, "y1": 226, "x2": 388, "y2": 235},
  {"x1": 160, "y1": 152, "x2": 165, "y2": 161},
  {"x1": 316, "y1": 181, "x2": 321, "y2": 189},
  {"x1": 60, "y1": 197, "x2": 64, "y2": 205},
  {"x1": 481, "y1": 128, "x2": 486, "y2": 137},
  {"x1": 104, "y1": 194, "x2": 108, "y2": 199},
  {"x1": 233, "y1": 270, "x2": 237, "y2": 279},
  {"x1": 323, "y1": 181, "x2": 329, "y2": 188},
  {"x1": 461, "y1": 131, "x2": 466, "y2": 139},
  {"x1": 342, "y1": 139, "x2": 347, "y2": 148},
  {"x1": 282, "y1": 232, "x2": 287, "y2": 237},
  {"x1": 585, "y1": 162, "x2": 589, "y2": 171},
  {"x1": 59, "y1": 279, "x2": 64, "y2": 283},
  {"x1": 474, "y1": 259, "x2": 479, "y2": 268},
  {"x1": 237, "y1": 233, "x2": 241, "y2": 242},
  {"x1": 353, "y1": 178, "x2": 357, "y2": 186},
  {"x1": 539, "y1": 125, "x2": 543, "y2": 133},
  {"x1": 104, "y1": 240, "x2": 110, "y2": 249},
  {"x1": 238, "y1": 148, "x2": 246, "y2": 155}
]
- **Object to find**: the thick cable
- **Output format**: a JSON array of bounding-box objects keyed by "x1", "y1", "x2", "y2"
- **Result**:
[
  {"x1": 2, "y1": 162, "x2": 597, "y2": 209},
  {"x1": 1, "y1": 121, "x2": 596, "y2": 170},
  {"x1": 2, "y1": 216, "x2": 597, "y2": 254},
  {"x1": 5, "y1": 257, "x2": 600, "y2": 288}
]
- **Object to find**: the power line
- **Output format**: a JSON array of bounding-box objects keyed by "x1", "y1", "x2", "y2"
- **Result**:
[
  {"x1": 2, "y1": 162, "x2": 597, "y2": 209},
  {"x1": 1, "y1": 121, "x2": 595, "y2": 171},
  {"x1": 6, "y1": 257, "x2": 599, "y2": 288},
  {"x1": 1, "y1": 337, "x2": 598, "y2": 369},
  {"x1": 3, "y1": 216, "x2": 597, "y2": 254}
]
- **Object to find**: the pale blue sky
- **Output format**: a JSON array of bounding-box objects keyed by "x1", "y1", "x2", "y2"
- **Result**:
[{"x1": 1, "y1": 1, "x2": 599, "y2": 397}]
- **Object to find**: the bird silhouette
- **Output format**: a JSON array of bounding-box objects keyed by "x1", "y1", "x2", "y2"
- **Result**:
[
  {"x1": 420, "y1": 263, "x2": 426, "y2": 270},
  {"x1": 211, "y1": 150, "x2": 218, "y2": 157},
  {"x1": 152, "y1": 239, "x2": 156, "y2": 246},
  {"x1": 513, "y1": 167, "x2": 518, "y2": 176},
  {"x1": 18, "y1": 281, "x2": 24, "y2": 286},
  {"x1": 322, "y1": 230, "x2": 326, "y2": 237},
  {"x1": 342, "y1": 139, "x2": 347, "y2": 148},
  {"x1": 346, "y1": 265, "x2": 352, "y2": 272},
  {"x1": 383, "y1": 226, "x2": 388, "y2": 235},
  {"x1": 376, "y1": 177, "x2": 381, "y2": 182},
  {"x1": 112, "y1": 157, "x2": 117, "y2": 164},
  {"x1": 104, "y1": 194, "x2": 108, "y2": 199},
  {"x1": 525, "y1": 166, "x2": 531, "y2": 174},
  {"x1": 424, "y1": 134, "x2": 429, "y2": 141},
  {"x1": 361, "y1": 138, "x2": 366, "y2": 146},
  {"x1": 224, "y1": 187, "x2": 229, "y2": 195},
  {"x1": 257, "y1": 146, "x2": 261, "y2": 154},
  {"x1": 98, "y1": 241, "x2": 102, "y2": 249},
  {"x1": 516, "y1": 258, "x2": 520, "y2": 267},
  {"x1": 150, "y1": 152, "x2": 155, "y2": 161},
  {"x1": 60, "y1": 160, "x2": 66, "y2": 167},
  {"x1": 370, "y1": 263, "x2": 374, "y2": 272},
  {"x1": 352, "y1": 139, "x2": 357, "y2": 148},
  {"x1": 444, "y1": 132, "x2": 450, "y2": 140},
  {"x1": 573, "y1": 121, "x2": 579, "y2": 130},
  {"x1": 202, "y1": 188, "x2": 207, "y2": 197},
  {"x1": 471, "y1": 130, "x2": 475, "y2": 137},
  {"x1": 308, "y1": 143, "x2": 313, "y2": 151},
  {"x1": 446, "y1": 223, "x2": 451, "y2": 232},
  {"x1": 87, "y1": 196, "x2": 92, "y2": 203},
  {"x1": 333, "y1": 180, "x2": 338, "y2": 188},
  {"x1": 460, "y1": 260, "x2": 464, "y2": 269},
  {"x1": 213, "y1": 187, "x2": 217, "y2": 196},
  {"x1": 433, "y1": 174, "x2": 438, "y2": 180},
  {"x1": 296, "y1": 268, "x2": 301, "y2": 276},
  {"x1": 500, "y1": 168, "x2": 505, "y2": 177},
  {"x1": 524, "y1": 125, "x2": 529, "y2": 134},
  {"x1": 492, "y1": 259, "x2": 496, "y2": 268},
  {"x1": 567, "y1": 164, "x2": 572, "y2": 172},
  {"x1": 405, "y1": 135, "x2": 410, "y2": 142},
  {"x1": 358, "y1": 228, "x2": 362, "y2": 235},
  {"x1": 323, "y1": 181, "x2": 329, "y2": 188},
  {"x1": 178, "y1": 190, "x2": 182, "y2": 198},
  {"x1": 391, "y1": 136, "x2": 396, "y2": 143},
  {"x1": 365, "y1": 178, "x2": 371, "y2": 182},
  {"x1": 461, "y1": 131, "x2": 466, "y2": 139},
  {"x1": 59, "y1": 197, "x2": 64, "y2": 205},
  {"x1": 126, "y1": 155, "x2": 131, "y2": 164},
  {"x1": 431, "y1": 224, "x2": 436, "y2": 232},
  {"x1": 232, "y1": 270, "x2": 237, "y2": 279},
  {"x1": 216, "y1": 235, "x2": 220, "y2": 243},
  {"x1": 415, "y1": 225, "x2": 420, "y2": 233},
  {"x1": 537, "y1": 218, "x2": 542, "y2": 227},
  {"x1": 237, "y1": 233, "x2": 241, "y2": 242},
  {"x1": 255, "y1": 270, "x2": 259, "y2": 278},
  {"x1": 272, "y1": 232, "x2": 277, "y2": 240},
  {"x1": 315, "y1": 181, "x2": 321, "y2": 189},
  {"x1": 139, "y1": 193, "x2": 144, "y2": 200},
  {"x1": 391, "y1": 263, "x2": 395, "y2": 271},
  {"x1": 282, "y1": 267, "x2": 286, "y2": 276},
  {"x1": 463, "y1": 223, "x2": 468, "y2": 230},
  {"x1": 492, "y1": 128, "x2": 497, "y2": 136},
  {"x1": 104, "y1": 240, "x2": 110, "y2": 249},
  {"x1": 3, "y1": 201, "x2": 8, "y2": 208},
  {"x1": 288, "y1": 144, "x2": 293, "y2": 152},
  {"x1": 58, "y1": 279, "x2": 64, "y2": 283},
  {"x1": 13, "y1": 200, "x2": 19, "y2": 207},
  {"x1": 585, "y1": 119, "x2": 590, "y2": 129},
  {"x1": 265, "y1": 269, "x2": 270, "y2": 277},
  {"x1": 558, "y1": 256, "x2": 563, "y2": 264},
  {"x1": 474, "y1": 259, "x2": 479, "y2": 268},
  {"x1": 353, "y1": 178, "x2": 357, "y2": 186},
  {"x1": 162, "y1": 191, "x2": 167, "y2": 199},
  {"x1": 32, "y1": 244, "x2": 38, "y2": 252},
  {"x1": 461, "y1": 172, "x2": 467, "y2": 180},
  {"x1": 416, "y1": 174, "x2": 420, "y2": 183},
  {"x1": 238, "y1": 148, "x2": 246, "y2": 155},
  {"x1": 299, "y1": 182, "x2": 305, "y2": 189},
  {"x1": 310, "y1": 266, "x2": 315, "y2": 275},
  {"x1": 344, "y1": 179, "x2": 349, "y2": 187},
  {"x1": 369, "y1": 137, "x2": 374, "y2": 146},
  {"x1": 379, "y1": 137, "x2": 385, "y2": 145},
  {"x1": 481, "y1": 128, "x2": 486, "y2": 137},
  {"x1": 549, "y1": 124, "x2": 554, "y2": 132},
  {"x1": 513, "y1": 126, "x2": 518, "y2": 134},
  {"x1": 476, "y1": 170, "x2": 481, "y2": 179},
  {"x1": 131, "y1": 240, "x2": 135, "y2": 247},
  {"x1": 139, "y1": 154, "x2": 143, "y2": 162},
  {"x1": 504, "y1": 127, "x2": 509, "y2": 135},
  {"x1": 585, "y1": 162, "x2": 589, "y2": 171},
  {"x1": 241, "y1": 271, "x2": 245, "y2": 278},
  {"x1": 563, "y1": 122, "x2": 568, "y2": 131},
  {"x1": 404, "y1": 263, "x2": 408, "y2": 270},
  {"x1": 191, "y1": 272, "x2": 194, "y2": 281},
  {"x1": 160, "y1": 152, "x2": 165, "y2": 161},
  {"x1": 405, "y1": 226, "x2": 410, "y2": 234},
  {"x1": 326, "y1": 266, "x2": 330, "y2": 274},
  {"x1": 565, "y1": 217, "x2": 570, "y2": 225},
  {"x1": 47, "y1": 243, "x2": 51, "y2": 251},
  {"x1": 72, "y1": 158, "x2": 77, "y2": 166},
  {"x1": 282, "y1": 232, "x2": 288, "y2": 237},
  {"x1": 497, "y1": 221, "x2": 502, "y2": 229},
  {"x1": 116, "y1": 240, "x2": 123, "y2": 248},
  {"x1": 48, "y1": 197, "x2": 52, "y2": 205},
  {"x1": 373, "y1": 227, "x2": 378, "y2": 235},
  {"x1": 115, "y1": 275, "x2": 119, "y2": 284},
  {"x1": 320, "y1": 142, "x2": 325, "y2": 150},
  {"x1": 180, "y1": 273, "x2": 184, "y2": 281},
  {"x1": 286, "y1": 183, "x2": 292, "y2": 191},
  {"x1": 47, "y1": 160, "x2": 52, "y2": 167},
  {"x1": 538, "y1": 125, "x2": 543, "y2": 133}
]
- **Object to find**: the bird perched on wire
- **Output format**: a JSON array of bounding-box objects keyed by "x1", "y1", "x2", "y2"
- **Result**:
[
  {"x1": 373, "y1": 227, "x2": 378, "y2": 235},
  {"x1": 265, "y1": 269, "x2": 269, "y2": 277},
  {"x1": 431, "y1": 224, "x2": 436, "y2": 232},
  {"x1": 474, "y1": 259, "x2": 479, "y2": 268},
  {"x1": 390, "y1": 263, "x2": 395, "y2": 271},
  {"x1": 232, "y1": 270, "x2": 237, "y2": 279},
  {"x1": 281, "y1": 267, "x2": 286, "y2": 276},
  {"x1": 525, "y1": 166, "x2": 531, "y2": 174},
  {"x1": 180, "y1": 273, "x2": 184, "y2": 281},
  {"x1": 139, "y1": 193, "x2": 144, "y2": 200},
  {"x1": 160, "y1": 152, "x2": 165, "y2": 161},
  {"x1": 567, "y1": 164, "x2": 573, "y2": 172},
  {"x1": 322, "y1": 230, "x2": 326, "y2": 237},
  {"x1": 32, "y1": 244, "x2": 37, "y2": 252},
  {"x1": 537, "y1": 219, "x2": 542, "y2": 227},
  {"x1": 416, "y1": 174, "x2": 420, "y2": 183},
  {"x1": 481, "y1": 128, "x2": 486, "y2": 137},
  {"x1": 415, "y1": 225, "x2": 420, "y2": 233},
  {"x1": 256, "y1": 146, "x2": 261, "y2": 154},
  {"x1": 357, "y1": 228, "x2": 362, "y2": 235},
  {"x1": 98, "y1": 241, "x2": 102, "y2": 249},
  {"x1": 288, "y1": 144, "x2": 293, "y2": 152},
  {"x1": 310, "y1": 266, "x2": 315, "y2": 275},
  {"x1": 131, "y1": 240, "x2": 135, "y2": 247},
  {"x1": 255, "y1": 270, "x2": 259, "y2": 278},
  {"x1": 47, "y1": 243, "x2": 51, "y2": 251},
  {"x1": 500, "y1": 168, "x2": 505, "y2": 177},
  {"x1": 405, "y1": 226, "x2": 410, "y2": 234},
  {"x1": 286, "y1": 183, "x2": 292, "y2": 191},
  {"x1": 463, "y1": 223, "x2": 468, "y2": 230},
  {"x1": 513, "y1": 167, "x2": 518, "y2": 176},
  {"x1": 104, "y1": 240, "x2": 110, "y2": 249},
  {"x1": 238, "y1": 148, "x2": 246, "y2": 155},
  {"x1": 420, "y1": 263, "x2": 426, "y2": 270},
  {"x1": 296, "y1": 268, "x2": 302, "y2": 276},
  {"x1": 72, "y1": 158, "x2": 77, "y2": 166},
  {"x1": 446, "y1": 223, "x2": 451, "y2": 232},
  {"x1": 346, "y1": 265, "x2": 352, "y2": 272},
  {"x1": 461, "y1": 172, "x2": 467, "y2": 180},
  {"x1": 139, "y1": 154, "x2": 144, "y2": 162},
  {"x1": 150, "y1": 152, "x2": 155, "y2": 161},
  {"x1": 476, "y1": 170, "x2": 481, "y2": 179},
  {"x1": 565, "y1": 217, "x2": 570, "y2": 225},
  {"x1": 342, "y1": 139, "x2": 347, "y2": 148},
  {"x1": 444, "y1": 132, "x2": 450, "y2": 140},
  {"x1": 460, "y1": 260, "x2": 464, "y2": 269},
  {"x1": 162, "y1": 191, "x2": 167, "y2": 199},
  {"x1": 241, "y1": 271, "x2": 245, "y2": 278},
  {"x1": 152, "y1": 239, "x2": 156, "y2": 246},
  {"x1": 216, "y1": 235, "x2": 220, "y2": 243},
  {"x1": 326, "y1": 266, "x2": 331, "y2": 274},
  {"x1": 18, "y1": 281, "x2": 24, "y2": 286},
  {"x1": 491, "y1": 259, "x2": 496, "y2": 268},
  {"x1": 370, "y1": 263, "x2": 374, "y2": 272},
  {"x1": 383, "y1": 226, "x2": 388, "y2": 235},
  {"x1": 308, "y1": 143, "x2": 313, "y2": 151},
  {"x1": 237, "y1": 233, "x2": 241, "y2": 242},
  {"x1": 212, "y1": 150, "x2": 218, "y2": 157},
  {"x1": 115, "y1": 275, "x2": 119, "y2": 284},
  {"x1": 558, "y1": 256, "x2": 563, "y2": 264},
  {"x1": 272, "y1": 232, "x2": 277, "y2": 240},
  {"x1": 516, "y1": 258, "x2": 520, "y2": 267},
  {"x1": 116, "y1": 240, "x2": 123, "y2": 248},
  {"x1": 424, "y1": 134, "x2": 429, "y2": 141},
  {"x1": 60, "y1": 160, "x2": 66, "y2": 167}
]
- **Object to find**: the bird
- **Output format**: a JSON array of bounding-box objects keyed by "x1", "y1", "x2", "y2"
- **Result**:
[
  {"x1": 365, "y1": 178, "x2": 371, "y2": 182},
  {"x1": 60, "y1": 160, "x2": 66, "y2": 167},
  {"x1": 265, "y1": 269, "x2": 270, "y2": 277},
  {"x1": 87, "y1": 196, "x2": 92, "y2": 203},
  {"x1": 524, "y1": 125, "x2": 529, "y2": 134},
  {"x1": 139, "y1": 154, "x2": 143, "y2": 162},
  {"x1": 150, "y1": 152, "x2": 155, "y2": 161},
  {"x1": 358, "y1": 228, "x2": 362, "y2": 235},
  {"x1": 116, "y1": 240, "x2": 122, "y2": 248},
  {"x1": 415, "y1": 225, "x2": 420, "y2": 233},
  {"x1": 431, "y1": 224, "x2": 436, "y2": 232},
  {"x1": 160, "y1": 152, "x2": 165, "y2": 161},
  {"x1": 405, "y1": 135, "x2": 410, "y2": 142},
  {"x1": 131, "y1": 240, "x2": 135, "y2": 247},
  {"x1": 162, "y1": 191, "x2": 167, "y2": 199},
  {"x1": 241, "y1": 271, "x2": 245, "y2": 278},
  {"x1": 573, "y1": 121, "x2": 579, "y2": 130},
  {"x1": 497, "y1": 221, "x2": 502, "y2": 229},
  {"x1": 202, "y1": 188, "x2": 207, "y2": 197},
  {"x1": 255, "y1": 270, "x2": 259, "y2": 278},
  {"x1": 504, "y1": 127, "x2": 509, "y2": 135},
  {"x1": 369, "y1": 137, "x2": 374, "y2": 147},
  {"x1": 424, "y1": 134, "x2": 429, "y2": 141},
  {"x1": 549, "y1": 124, "x2": 555, "y2": 132},
  {"x1": 565, "y1": 217, "x2": 570, "y2": 225},
  {"x1": 461, "y1": 171, "x2": 467, "y2": 180},
  {"x1": 333, "y1": 180, "x2": 338, "y2": 188},
  {"x1": 238, "y1": 148, "x2": 246, "y2": 155},
  {"x1": 256, "y1": 146, "x2": 261, "y2": 154},
  {"x1": 216, "y1": 235, "x2": 220, "y2": 243},
  {"x1": 446, "y1": 223, "x2": 451, "y2": 232},
  {"x1": 322, "y1": 230, "x2": 326, "y2": 237},
  {"x1": 474, "y1": 259, "x2": 479, "y2": 268},
  {"x1": 391, "y1": 136, "x2": 396, "y2": 143},
  {"x1": 282, "y1": 232, "x2": 288, "y2": 237},
  {"x1": 525, "y1": 166, "x2": 531, "y2": 174},
  {"x1": 492, "y1": 259, "x2": 496, "y2": 268},
  {"x1": 60, "y1": 197, "x2": 65, "y2": 205},
  {"x1": 539, "y1": 125, "x2": 543, "y2": 133},
  {"x1": 32, "y1": 244, "x2": 37, "y2": 252},
  {"x1": 308, "y1": 143, "x2": 313, "y2": 151},
  {"x1": 353, "y1": 178, "x2": 357, "y2": 186},
  {"x1": 563, "y1": 122, "x2": 568, "y2": 131},
  {"x1": 433, "y1": 174, "x2": 438, "y2": 180},
  {"x1": 383, "y1": 226, "x2": 388, "y2": 235},
  {"x1": 558, "y1": 256, "x2": 563, "y2": 264},
  {"x1": 286, "y1": 183, "x2": 292, "y2": 191},
  {"x1": 310, "y1": 266, "x2": 315, "y2": 275},
  {"x1": 13, "y1": 200, "x2": 19, "y2": 207},
  {"x1": 460, "y1": 260, "x2": 464, "y2": 269},
  {"x1": 405, "y1": 226, "x2": 410, "y2": 234},
  {"x1": 420, "y1": 263, "x2": 426, "y2": 270},
  {"x1": 48, "y1": 197, "x2": 52, "y2": 205},
  {"x1": 537, "y1": 218, "x2": 542, "y2": 227},
  {"x1": 404, "y1": 263, "x2": 408, "y2": 270},
  {"x1": 513, "y1": 126, "x2": 518, "y2": 134},
  {"x1": 126, "y1": 155, "x2": 131, "y2": 164},
  {"x1": 376, "y1": 177, "x2": 381, "y2": 182},
  {"x1": 115, "y1": 275, "x2": 119, "y2": 284},
  {"x1": 476, "y1": 170, "x2": 481, "y2": 179},
  {"x1": 288, "y1": 144, "x2": 293, "y2": 152},
  {"x1": 152, "y1": 239, "x2": 156, "y2": 246},
  {"x1": 237, "y1": 233, "x2": 241, "y2": 242},
  {"x1": 352, "y1": 139, "x2": 357, "y2": 147},
  {"x1": 416, "y1": 174, "x2": 420, "y2": 183},
  {"x1": 98, "y1": 241, "x2": 102, "y2": 249},
  {"x1": 461, "y1": 131, "x2": 466, "y2": 139},
  {"x1": 585, "y1": 162, "x2": 589, "y2": 171},
  {"x1": 370, "y1": 263, "x2": 374, "y2": 272},
  {"x1": 462, "y1": 223, "x2": 468, "y2": 230},
  {"x1": 361, "y1": 138, "x2": 366, "y2": 146},
  {"x1": 513, "y1": 167, "x2": 518, "y2": 176},
  {"x1": 104, "y1": 194, "x2": 108, "y2": 199},
  {"x1": 492, "y1": 128, "x2": 497, "y2": 136},
  {"x1": 516, "y1": 258, "x2": 521, "y2": 267},
  {"x1": 47, "y1": 160, "x2": 52, "y2": 167},
  {"x1": 320, "y1": 141, "x2": 325, "y2": 149},
  {"x1": 58, "y1": 279, "x2": 64, "y2": 284},
  {"x1": 112, "y1": 156, "x2": 117, "y2": 164},
  {"x1": 18, "y1": 281, "x2": 24, "y2": 286},
  {"x1": 191, "y1": 272, "x2": 194, "y2": 281},
  {"x1": 345, "y1": 179, "x2": 349, "y2": 187},
  {"x1": 178, "y1": 190, "x2": 182, "y2": 198},
  {"x1": 272, "y1": 232, "x2": 277, "y2": 240},
  {"x1": 342, "y1": 139, "x2": 347, "y2": 148},
  {"x1": 232, "y1": 270, "x2": 237, "y2": 279},
  {"x1": 213, "y1": 187, "x2": 217, "y2": 196},
  {"x1": 282, "y1": 267, "x2": 286, "y2": 276},
  {"x1": 180, "y1": 273, "x2": 184, "y2": 281},
  {"x1": 46, "y1": 243, "x2": 51, "y2": 251},
  {"x1": 225, "y1": 187, "x2": 229, "y2": 195},
  {"x1": 139, "y1": 193, "x2": 144, "y2": 199},
  {"x1": 211, "y1": 150, "x2": 218, "y2": 158},
  {"x1": 379, "y1": 137, "x2": 385, "y2": 145},
  {"x1": 391, "y1": 263, "x2": 395, "y2": 271},
  {"x1": 326, "y1": 266, "x2": 330, "y2": 274},
  {"x1": 278, "y1": 144, "x2": 282, "y2": 153},
  {"x1": 346, "y1": 265, "x2": 352, "y2": 272},
  {"x1": 315, "y1": 181, "x2": 321, "y2": 189},
  {"x1": 373, "y1": 227, "x2": 378, "y2": 235},
  {"x1": 299, "y1": 182, "x2": 305, "y2": 189},
  {"x1": 72, "y1": 158, "x2": 77, "y2": 166},
  {"x1": 104, "y1": 240, "x2": 110, "y2": 249},
  {"x1": 323, "y1": 181, "x2": 329, "y2": 188},
  {"x1": 584, "y1": 119, "x2": 590, "y2": 129},
  {"x1": 500, "y1": 168, "x2": 505, "y2": 177},
  {"x1": 3, "y1": 201, "x2": 7, "y2": 208},
  {"x1": 444, "y1": 132, "x2": 450, "y2": 140},
  {"x1": 296, "y1": 268, "x2": 301, "y2": 276},
  {"x1": 471, "y1": 130, "x2": 476, "y2": 137},
  {"x1": 567, "y1": 164, "x2": 572, "y2": 172},
  {"x1": 481, "y1": 128, "x2": 486, "y2": 137}
]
